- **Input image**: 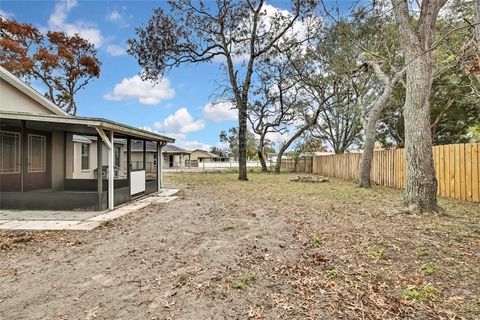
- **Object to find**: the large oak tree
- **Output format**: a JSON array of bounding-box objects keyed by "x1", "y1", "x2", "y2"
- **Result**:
[{"x1": 127, "y1": 0, "x2": 316, "y2": 180}]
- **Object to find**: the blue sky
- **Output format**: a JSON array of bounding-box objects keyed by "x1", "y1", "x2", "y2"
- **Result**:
[
  {"x1": 1, "y1": 0, "x2": 362, "y2": 151},
  {"x1": 1, "y1": 0, "x2": 242, "y2": 150}
]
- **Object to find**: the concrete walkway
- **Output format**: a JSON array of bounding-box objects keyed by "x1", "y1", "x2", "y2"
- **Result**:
[{"x1": 0, "y1": 189, "x2": 179, "y2": 231}]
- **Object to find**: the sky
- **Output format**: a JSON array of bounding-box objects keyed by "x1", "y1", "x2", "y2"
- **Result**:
[
  {"x1": 0, "y1": 0, "x2": 361, "y2": 151},
  {"x1": 1, "y1": 0, "x2": 242, "y2": 150}
]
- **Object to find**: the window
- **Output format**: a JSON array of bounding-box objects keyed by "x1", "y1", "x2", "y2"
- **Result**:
[
  {"x1": 0, "y1": 131, "x2": 21, "y2": 174},
  {"x1": 81, "y1": 143, "x2": 89, "y2": 170},
  {"x1": 115, "y1": 146, "x2": 121, "y2": 167},
  {"x1": 28, "y1": 134, "x2": 46, "y2": 173}
]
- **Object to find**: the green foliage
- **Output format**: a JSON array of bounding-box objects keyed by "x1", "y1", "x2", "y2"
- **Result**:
[
  {"x1": 421, "y1": 263, "x2": 438, "y2": 276},
  {"x1": 232, "y1": 271, "x2": 256, "y2": 290},
  {"x1": 220, "y1": 127, "x2": 258, "y2": 160},
  {"x1": 311, "y1": 235, "x2": 323, "y2": 248},
  {"x1": 326, "y1": 269, "x2": 338, "y2": 278},
  {"x1": 402, "y1": 284, "x2": 439, "y2": 301},
  {"x1": 100, "y1": 220, "x2": 114, "y2": 228},
  {"x1": 368, "y1": 248, "x2": 388, "y2": 261}
]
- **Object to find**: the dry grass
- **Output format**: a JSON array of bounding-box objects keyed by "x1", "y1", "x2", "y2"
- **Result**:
[
  {"x1": 0, "y1": 172, "x2": 479, "y2": 319},
  {"x1": 169, "y1": 172, "x2": 480, "y2": 319}
]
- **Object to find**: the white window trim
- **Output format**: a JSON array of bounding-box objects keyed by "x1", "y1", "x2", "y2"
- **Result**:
[
  {"x1": 28, "y1": 134, "x2": 47, "y2": 173},
  {"x1": 0, "y1": 131, "x2": 21, "y2": 174}
]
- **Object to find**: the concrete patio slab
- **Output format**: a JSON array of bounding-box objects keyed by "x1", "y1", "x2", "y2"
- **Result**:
[
  {"x1": 0, "y1": 221, "x2": 25, "y2": 229},
  {"x1": 0, "y1": 210, "x2": 101, "y2": 221},
  {"x1": 157, "y1": 189, "x2": 180, "y2": 197},
  {"x1": 0, "y1": 189, "x2": 180, "y2": 231},
  {"x1": 9, "y1": 220, "x2": 80, "y2": 230},
  {"x1": 152, "y1": 196, "x2": 178, "y2": 204},
  {"x1": 64, "y1": 221, "x2": 102, "y2": 231}
]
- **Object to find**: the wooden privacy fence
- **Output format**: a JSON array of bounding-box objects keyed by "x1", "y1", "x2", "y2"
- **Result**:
[
  {"x1": 312, "y1": 143, "x2": 480, "y2": 203},
  {"x1": 280, "y1": 157, "x2": 313, "y2": 173}
]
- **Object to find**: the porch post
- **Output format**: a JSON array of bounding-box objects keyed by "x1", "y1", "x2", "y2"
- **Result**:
[
  {"x1": 97, "y1": 135, "x2": 103, "y2": 210},
  {"x1": 158, "y1": 143, "x2": 164, "y2": 190},
  {"x1": 20, "y1": 120, "x2": 26, "y2": 192},
  {"x1": 143, "y1": 139, "x2": 146, "y2": 172},
  {"x1": 127, "y1": 137, "x2": 131, "y2": 199},
  {"x1": 157, "y1": 142, "x2": 162, "y2": 191},
  {"x1": 108, "y1": 130, "x2": 114, "y2": 210}
]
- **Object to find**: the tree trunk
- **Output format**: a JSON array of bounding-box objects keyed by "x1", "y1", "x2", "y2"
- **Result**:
[
  {"x1": 402, "y1": 54, "x2": 439, "y2": 212},
  {"x1": 258, "y1": 150, "x2": 268, "y2": 172},
  {"x1": 238, "y1": 101, "x2": 248, "y2": 180},
  {"x1": 359, "y1": 86, "x2": 394, "y2": 188},
  {"x1": 475, "y1": 0, "x2": 480, "y2": 43},
  {"x1": 274, "y1": 126, "x2": 308, "y2": 173},
  {"x1": 391, "y1": 0, "x2": 445, "y2": 213}
]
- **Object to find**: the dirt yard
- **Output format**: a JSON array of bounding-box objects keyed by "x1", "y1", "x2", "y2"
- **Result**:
[{"x1": 1, "y1": 173, "x2": 479, "y2": 320}]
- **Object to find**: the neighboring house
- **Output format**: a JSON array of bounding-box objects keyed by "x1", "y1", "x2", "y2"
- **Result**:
[
  {"x1": 162, "y1": 144, "x2": 191, "y2": 168},
  {"x1": 69, "y1": 135, "x2": 127, "y2": 179},
  {"x1": 190, "y1": 149, "x2": 227, "y2": 163},
  {"x1": 0, "y1": 66, "x2": 174, "y2": 211},
  {"x1": 129, "y1": 141, "x2": 190, "y2": 170}
]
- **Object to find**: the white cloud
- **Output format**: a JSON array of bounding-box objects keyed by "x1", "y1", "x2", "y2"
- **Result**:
[
  {"x1": 174, "y1": 137, "x2": 212, "y2": 151},
  {"x1": 105, "y1": 44, "x2": 126, "y2": 56},
  {"x1": 202, "y1": 101, "x2": 237, "y2": 122},
  {"x1": 104, "y1": 75, "x2": 175, "y2": 105},
  {"x1": 48, "y1": 0, "x2": 103, "y2": 47},
  {"x1": 106, "y1": 9, "x2": 122, "y2": 22},
  {"x1": 139, "y1": 128, "x2": 211, "y2": 151},
  {"x1": 154, "y1": 108, "x2": 205, "y2": 134},
  {"x1": 0, "y1": 10, "x2": 14, "y2": 19}
]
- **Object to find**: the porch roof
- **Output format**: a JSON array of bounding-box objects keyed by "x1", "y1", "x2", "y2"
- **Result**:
[{"x1": 0, "y1": 111, "x2": 175, "y2": 143}]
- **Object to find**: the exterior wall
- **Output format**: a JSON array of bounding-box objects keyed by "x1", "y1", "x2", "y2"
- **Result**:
[
  {"x1": 72, "y1": 141, "x2": 98, "y2": 179},
  {"x1": 163, "y1": 153, "x2": 189, "y2": 168},
  {"x1": 0, "y1": 78, "x2": 55, "y2": 115},
  {"x1": 190, "y1": 150, "x2": 218, "y2": 162},
  {"x1": 51, "y1": 131, "x2": 65, "y2": 191}
]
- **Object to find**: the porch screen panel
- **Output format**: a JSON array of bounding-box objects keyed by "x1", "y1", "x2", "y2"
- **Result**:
[
  {"x1": 28, "y1": 134, "x2": 46, "y2": 173},
  {"x1": 0, "y1": 131, "x2": 21, "y2": 173}
]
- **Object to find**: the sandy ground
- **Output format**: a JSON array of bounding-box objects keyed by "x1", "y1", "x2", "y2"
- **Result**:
[{"x1": 0, "y1": 172, "x2": 479, "y2": 320}]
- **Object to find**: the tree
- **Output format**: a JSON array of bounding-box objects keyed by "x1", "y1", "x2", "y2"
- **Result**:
[
  {"x1": 0, "y1": 19, "x2": 101, "y2": 115},
  {"x1": 127, "y1": 0, "x2": 316, "y2": 181},
  {"x1": 210, "y1": 146, "x2": 229, "y2": 158},
  {"x1": 390, "y1": 0, "x2": 447, "y2": 213},
  {"x1": 375, "y1": 3, "x2": 479, "y2": 148},
  {"x1": 305, "y1": 20, "x2": 366, "y2": 155},
  {"x1": 219, "y1": 127, "x2": 257, "y2": 161},
  {"x1": 248, "y1": 58, "x2": 297, "y2": 172}
]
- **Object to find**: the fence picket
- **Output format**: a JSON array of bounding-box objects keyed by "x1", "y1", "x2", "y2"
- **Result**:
[{"x1": 303, "y1": 143, "x2": 479, "y2": 203}]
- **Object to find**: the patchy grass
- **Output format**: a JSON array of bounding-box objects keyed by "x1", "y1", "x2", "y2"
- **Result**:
[
  {"x1": 311, "y1": 235, "x2": 323, "y2": 248},
  {"x1": 231, "y1": 271, "x2": 257, "y2": 290},
  {"x1": 165, "y1": 172, "x2": 480, "y2": 319},
  {"x1": 100, "y1": 220, "x2": 114, "y2": 228},
  {"x1": 421, "y1": 263, "x2": 438, "y2": 276},
  {"x1": 1, "y1": 172, "x2": 478, "y2": 320},
  {"x1": 403, "y1": 284, "x2": 440, "y2": 301}
]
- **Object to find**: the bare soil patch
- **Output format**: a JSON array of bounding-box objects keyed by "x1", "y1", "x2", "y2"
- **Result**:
[{"x1": 1, "y1": 172, "x2": 479, "y2": 319}]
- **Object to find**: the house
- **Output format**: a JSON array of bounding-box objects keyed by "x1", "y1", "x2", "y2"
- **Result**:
[
  {"x1": 129, "y1": 141, "x2": 191, "y2": 170},
  {"x1": 162, "y1": 145, "x2": 191, "y2": 168},
  {"x1": 189, "y1": 149, "x2": 228, "y2": 164},
  {"x1": 0, "y1": 66, "x2": 174, "y2": 211}
]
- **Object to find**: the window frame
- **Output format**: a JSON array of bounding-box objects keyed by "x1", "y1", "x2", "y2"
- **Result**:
[
  {"x1": 0, "y1": 131, "x2": 21, "y2": 174},
  {"x1": 81, "y1": 143, "x2": 90, "y2": 171},
  {"x1": 28, "y1": 134, "x2": 46, "y2": 173}
]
